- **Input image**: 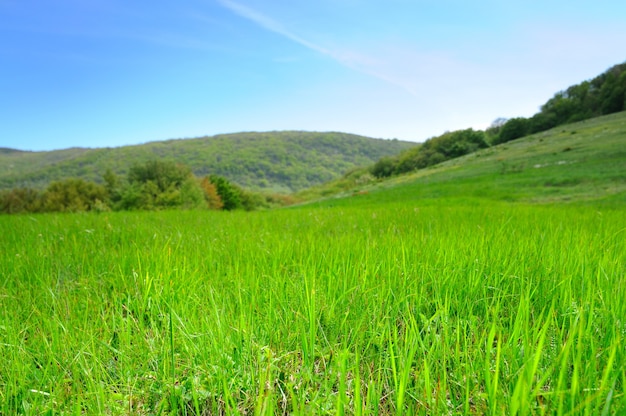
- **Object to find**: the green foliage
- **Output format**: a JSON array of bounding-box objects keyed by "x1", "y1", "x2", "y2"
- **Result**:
[
  {"x1": 420, "y1": 128, "x2": 488, "y2": 161},
  {"x1": 370, "y1": 156, "x2": 396, "y2": 178},
  {"x1": 118, "y1": 160, "x2": 206, "y2": 211},
  {"x1": 493, "y1": 117, "x2": 530, "y2": 144},
  {"x1": 295, "y1": 166, "x2": 375, "y2": 201},
  {"x1": 371, "y1": 129, "x2": 488, "y2": 177},
  {"x1": 127, "y1": 160, "x2": 190, "y2": 191},
  {"x1": 0, "y1": 179, "x2": 110, "y2": 214},
  {"x1": 485, "y1": 117, "x2": 508, "y2": 140},
  {"x1": 116, "y1": 182, "x2": 143, "y2": 211},
  {"x1": 207, "y1": 174, "x2": 242, "y2": 211},
  {"x1": 527, "y1": 111, "x2": 558, "y2": 134},
  {"x1": 368, "y1": 61, "x2": 626, "y2": 178},
  {"x1": 0, "y1": 159, "x2": 290, "y2": 214},
  {"x1": 103, "y1": 168, "x2": 120, "y2": 196},
  {"x1": 42, "y1": 178, "x2": 108, "y2": 212},
  {"x1": 0, "y1": 187, "x2": 42, "y2": 214},
  {"x1": 539, "y1": 63, "x2": 626, "y2": 124},
  {"x1": 491, "y1": 62, "x2": 626, "y2": 144},
  {"x1": 313, "y1": 112, "x2": 626, "y2": 207},
  {"x1": 0, "y1": 132, "x2": 413, "y2": 192},
  {"x1": 178, "y1": 176, "x2": 207, "y2": 210}
]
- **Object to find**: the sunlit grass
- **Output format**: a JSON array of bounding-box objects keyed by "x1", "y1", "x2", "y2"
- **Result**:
[
  {"x1": 1, "y1": 200, "x2": 624, "y2": 414},
  {"x1": 301, "y1": 112, "x2": 626, "y2": 206}
]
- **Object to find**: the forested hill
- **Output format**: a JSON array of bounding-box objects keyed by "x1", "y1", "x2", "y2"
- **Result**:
[{"x1": 0, "y1": 131, "x2": 414, "y2": 192}]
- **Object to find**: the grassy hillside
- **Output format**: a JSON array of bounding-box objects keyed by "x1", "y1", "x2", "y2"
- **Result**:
[
  {"x1": 302, "y1": 111, "x2": 626, "y2": 205},
  {"x1": 0, "y1": 131, "x2": 414, "y2": 193}
]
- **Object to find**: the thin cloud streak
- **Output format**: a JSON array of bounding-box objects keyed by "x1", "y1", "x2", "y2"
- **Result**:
[
  {"x1": 216, "y1": 0, "x2": 420, "y2": 96},
  {"x1": 216, "y1": 0, "x2": 330, "y2": 55}
]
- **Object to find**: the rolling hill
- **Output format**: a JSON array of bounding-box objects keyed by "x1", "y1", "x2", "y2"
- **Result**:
[
  {"x1": 0, "y1": 131, "x2": 414, "y2": 193},
  {"x1": 301, "y1": 111, "x2": 626, "y2": 206}
]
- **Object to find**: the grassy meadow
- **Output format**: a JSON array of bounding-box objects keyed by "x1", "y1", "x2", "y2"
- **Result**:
[
  {"x1": 301, "y1": 111, "x2": 626, "y2": 205},
  {"x1": 1, "y1": 199, "x2": 625, "y2": 414}
]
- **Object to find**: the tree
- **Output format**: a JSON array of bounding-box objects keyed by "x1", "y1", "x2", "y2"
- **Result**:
[
  {"x1": 493, "y1": 118, "x2": 529, "y2": 144},
  {"x1": 526, "y1": 62, "x2": 626, "y2": 136},
  {"x1": 42, "y1": 179, "x2": 108, "y2": 212},
  {"x1": 121, "y1": 160, "x2": 206, "y2": 210},
  {"x1": 435, "y1": 129, "x2": 488, "y2": 158},
  {"x1": 490, "y1": 117, "x2": 508, "y2": 129},
  {"x1": 237, "y1": 187, "x2": 267, "y2": 211},
  {"x1": 103, "y1": 168, "x2": 122, "y2": 208},
  {"x1": 128, "y1": 160, "x2": 190, "y2": 192},
  {"x1": 0, "y1": 187, "x2": 42, "y2": 214},
  {"x1": 528, "y1": 112, "x2": 557, "y2": 134},
  {"x1": 208, "y1": 175, "x2": 242, "y2": 211},
  {"x1": 370, "y1": 156, "x2": 396, "y2": 178},
  {"x1": 178, "y1": 176, "x2": 206, "y2": 210},
  {"x1": 200, "y1": 177, "x2": 224, "y2": 210},
  {"x1": 117, "y1": 182, "x2": 144, "y2": 211},
  {"x1": 486, "y1": 118, "x2": 508, "y2": 142},
  {"x1": 403, "y1": 129, "x2": 488, "y2": 172},
  {"x1": 599, "y1": 70, "x2": 626, "y2": 114}
]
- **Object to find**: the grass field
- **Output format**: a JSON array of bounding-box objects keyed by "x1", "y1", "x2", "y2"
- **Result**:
[
  {"x1": 1, "y1": 198, "x2": 625, "y2": 414},
  {"x1": 301, "y1": 112, "x2": 626, "y2": 205},
  {"x1": 1, "y1": 113, "x2": 625, "y2": 414}
]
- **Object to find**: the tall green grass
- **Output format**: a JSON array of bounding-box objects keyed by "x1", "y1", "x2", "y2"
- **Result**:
[{"x1": 1, "y1": 201, "x2": 624, "y2": 414}]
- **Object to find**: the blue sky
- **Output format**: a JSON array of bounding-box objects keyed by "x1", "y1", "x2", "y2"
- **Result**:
[{"x1": 1, "y1": 1, "x2": 625, "y2": 151}]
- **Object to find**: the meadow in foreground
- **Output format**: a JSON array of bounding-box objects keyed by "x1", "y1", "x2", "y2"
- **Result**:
[{"x1": 1, "y1": 200, "x2": 624, "y2": 414}]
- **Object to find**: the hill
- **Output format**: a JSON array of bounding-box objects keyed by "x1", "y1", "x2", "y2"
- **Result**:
[
  {"x1": 347, "y1": 61, "x2": 626, "y2": 183},
  {"x1": 0, "y1": 131, "x2": 414, "y2": 193},
  {"x1": 0, "y1": 148, "x2": 29, "y2": 155},
  {"x1": 301, "y1": 111, "x2": 626, "y2": 205}
]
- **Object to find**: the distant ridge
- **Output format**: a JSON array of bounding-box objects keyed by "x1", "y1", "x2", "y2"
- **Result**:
[
  {"x1": 0, "y1": 131, "x2": 414, "y2": 193},
  {"x1": 0, "y1": 148, "x2": 29, "y2": 155}
]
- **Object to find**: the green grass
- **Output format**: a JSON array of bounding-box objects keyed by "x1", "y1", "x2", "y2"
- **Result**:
[
  {"x1": 1, "y1": 200, "x2": 625, "y2": 414},
  {"x1": 303, "y1": 111, "x2": 626, "y2": 205},
  {"x1": 1, "y1": 112, "x2": 625, "y2": 414}
]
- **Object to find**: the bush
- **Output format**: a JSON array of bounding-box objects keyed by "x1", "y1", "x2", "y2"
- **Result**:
[
  {"x1": 382, "y1": 128, "x2": 489, "y2": 175},
  {"x1": 370, "y1": 156, "x2": 397, "y2": 178},
  {"x1": 120, "y1": 160, "x2": 206, "y2": 211},
  {"x1": 208, "y1": 175, "x2": 242, "y2": 211},
  {"x1": 42, "y1": 179, "x2": 108, "y2": 212},
  {"x1": 494, "y1": 118, "x2": 530, "y2": 144},
  {"x1": 200, "y1": 177, "x2": 224, "y2": 210},
  {"x1": 0, "y1": 187, "x2": 42, "y2": 214}
]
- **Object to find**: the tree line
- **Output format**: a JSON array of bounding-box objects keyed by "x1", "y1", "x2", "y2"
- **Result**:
[
  {"x1": 489, "y1": 62, "x2": 626, "y2": 144},
  {"x1": 370, "y1": 128, "x2": 489, "y2": 178},
  {"x1": 370, "y1": 62, "x2": 626, "y2": 178},
  {"x1": 0, "y1": 131, "x2": 413, "y2": 193},
  {"x1": 0, "y1": 160, "x2": 293, "y2": 214}
]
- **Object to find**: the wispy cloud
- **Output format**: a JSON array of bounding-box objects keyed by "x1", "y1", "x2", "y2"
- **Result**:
[
  {"x1": 216, "y1": 0, "x2": 421, "y2": 96},
  {"x1": 217, "y1": 0, "x2": 330, "y2": 55}
]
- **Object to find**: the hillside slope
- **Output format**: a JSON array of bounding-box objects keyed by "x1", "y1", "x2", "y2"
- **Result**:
[
  {"x1": 0, "y1": 131, "x2": 414, "y2": 193},
  {"x1": 306, "y1": 112, "x2": 626, "y2": 206}
]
